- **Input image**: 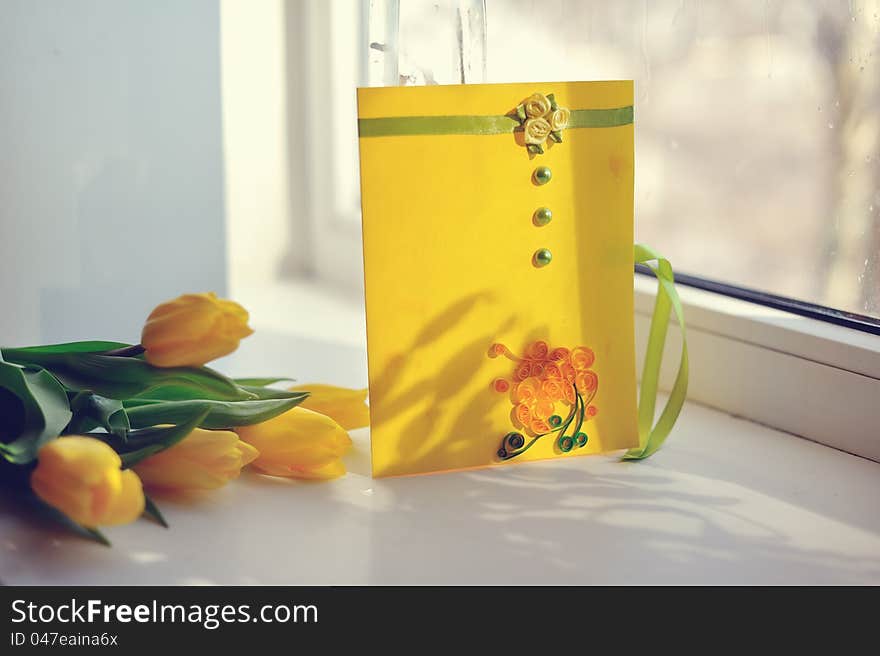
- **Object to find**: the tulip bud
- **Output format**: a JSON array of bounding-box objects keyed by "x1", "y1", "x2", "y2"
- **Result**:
[
  {"x1": 30, "y1": 436, "x2": 145, "y2": 528},
  {"x1": 235, "y1": 406, "x2": 352, "y2": 480},
  {"x1": 133, "y1": 428, "x2": 259, "y2": 491},
  {"x1": 287, "y1": 384, "x2": 369, "y2": 430},
  {"x1": 141, "y1": 292, "x2": 253, "y2": 368}
]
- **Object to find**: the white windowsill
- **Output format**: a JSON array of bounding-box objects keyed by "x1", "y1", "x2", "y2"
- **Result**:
[
  {"x1": 2, "y1": 391, "x2": 878, "y2": 585},
  {"x1": 634, "y1": 273, "x2": 880, "y2": 462},
  {"x1": 2, "y1": 279, "x2": 878, "y2": 584}
]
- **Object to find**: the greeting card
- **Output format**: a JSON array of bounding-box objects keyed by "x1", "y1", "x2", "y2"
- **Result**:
[{"x1": 358, "y1": 81, "x2": 682, "y2": 478}]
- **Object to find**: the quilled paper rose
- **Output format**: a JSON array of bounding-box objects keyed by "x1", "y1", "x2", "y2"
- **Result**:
[
  {"x1": 542, "y1": 378, "x2": 566, "y2": 402},
  {"x1": 570, "y1": 346, "x2": 596, "y2": 370},
  {"x1": 514, "y1": 403, "x2": 532, "y2": 426},
  {"x1": 533, "y1": 399, "x2": 555, "y2": 420},
  {"x1": 543, "y1": 362, "x2": 562, "y2": 379},
  {"x1": 30, "y1": 436, "x2": 145, "y2": 528},
  {"x1": 141, "y1": 292, "x2": 254, "y2": 368},
  {"x1": 575, "y1": 371, "x2": 598, "y2": 393},
  {"x1": 513, "y1": 376, "x2": 541, "y2": 404},
  {"x1": 550, "y1": 347, "x2": 570, "y2": 362},
  {"x1": 514, "y1": 362, "x2": 532, "y2": 381},
  {"x1": 530, "y1": 417, "x2": 551, "y2": 434},
  {"x1": 525, "y1": 340, "x2": 549, "y2": 359}
]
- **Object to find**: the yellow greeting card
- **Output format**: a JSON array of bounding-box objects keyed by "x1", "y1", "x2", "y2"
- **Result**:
[{"x1": 358, "y1": 81, "x2": 639, "y2": 477}]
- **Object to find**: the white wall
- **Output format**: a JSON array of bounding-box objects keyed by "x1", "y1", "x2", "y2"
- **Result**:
[{"x1": 0, "y1": 0, "x2": 226, "y2": 346}]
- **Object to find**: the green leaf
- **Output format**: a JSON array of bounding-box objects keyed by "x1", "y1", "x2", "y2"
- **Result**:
[
  {"x1": 1, "y1": 351, "x2": 253, "y2": 401},
  {"x1": 144, "y1": 495, "x2": 169, "y2": 528},
  {"x1": 3, "y1": 487, "x2": 111, "y2": 546},
  {"x1": 0, "y1": 361, "x2": 72, "y2": 464},
  {"x1": 83, "y1": 527, "x2": 111, "y2": 546},
  {"x1": 549, "y1": 130, "x2": 562, "y2": 143},
  {"x1": 233, "y1": 377, "x2": 294, "y2": 387},
  {"x1": 516, "y1": 103, "x2": 526, "y2": 122},
  {"x1": 128, "y1": 382, "x2": 302, "y2": 403},
  {"x1": 123, "y1": 394, "x2": 308, "y2": 430},
  {"x1": 237, "y1": 385, "x2": 307, "y2": 400},
  {"x1": 117, "y1": 409, "x2": 210, "y2": 468},
  {"x1": 67, "y1": 391, "x2": 130, "y2": 439},
  {"x1": 128, "y1": 385, "x2": 223, "y2": 402},
  {"x1": 2, "y1": 341, "x2": 132, "y2": 356},
  {"x1": 547, "y1": 93, "x2": 558, "y2": 110}
]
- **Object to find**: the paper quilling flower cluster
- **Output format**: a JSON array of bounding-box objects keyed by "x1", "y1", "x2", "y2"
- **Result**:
[
  {"x1": 512, "y1": 92, "x2": 571, "y2": 155},
  {"x1": 489, "y1": 340, "x2": 598, "y2": 460},
  {"x1": 0, "y1": 293, "x2": 367, "y2": 545}
]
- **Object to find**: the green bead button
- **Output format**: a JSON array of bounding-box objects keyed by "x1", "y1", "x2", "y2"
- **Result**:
[
  {"x1": 533, "y1": 207, "x2": 552, "y2": 226},
  {"x1": 533, "y1": 248, "x2": 553, "y2": 267},
  {"x1": 533, "y1": 166, "x2": 552, "y2": 185}
]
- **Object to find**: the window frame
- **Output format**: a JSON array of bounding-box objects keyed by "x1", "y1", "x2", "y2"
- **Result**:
[
  {"x1": 298, "y1": 0, "x2": 369, "y2": 291},
  {"x1": 634, "y1": 270, "x2": 880, "y2": 462},
  {"x1": 637, "y1": 265, "x2": 880, "y2": 337}
]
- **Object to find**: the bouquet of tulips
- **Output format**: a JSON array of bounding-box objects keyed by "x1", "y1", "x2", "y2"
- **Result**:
[{"x1": 0, "y1": 293, "x2": 368, "y2": 545}]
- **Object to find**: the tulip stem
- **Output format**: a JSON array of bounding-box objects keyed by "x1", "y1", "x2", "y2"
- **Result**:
[{"x1": 103, "y1": 344, "x2": 146, "y2": 358}]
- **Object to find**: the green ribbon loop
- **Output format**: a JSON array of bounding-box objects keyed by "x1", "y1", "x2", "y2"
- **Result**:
[
  {"x1": 358, "y1": 106, "x2": 633, "y2": 138},
  {"x1": 624, "y1": 244, "x2": 689, "y2": 460}
]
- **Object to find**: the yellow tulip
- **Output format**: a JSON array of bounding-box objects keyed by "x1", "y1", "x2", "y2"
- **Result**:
[
  {"x1": 133, "y1": 428, "x2": 259, "y2": 491},
  {"x1": 235, "y1": 406, "x2": 352, "y2": 480},
  {"x1": 30, "y1": 436, "x2": 145, "y2": 528},
  {"x1": 287, "y1": 384, "x2": 370, "y2": 430},
  {"x1": 141, "y1": 292, "x2": 253, "y2": 367}
]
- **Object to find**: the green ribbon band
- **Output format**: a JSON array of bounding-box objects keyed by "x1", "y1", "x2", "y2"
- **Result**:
[
  {"x1": 358, "y1": 106, "x2": 633, "y2": 138},
  {"x1": 624, "y1": 244, "x2": 689, "y2": 460}
]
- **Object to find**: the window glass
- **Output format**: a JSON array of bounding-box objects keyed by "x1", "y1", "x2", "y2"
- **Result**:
[
  {"x1": 479, "y1": 0, "x2": 880, "y2": 319},
  {"x1": 383, "y1": 0, "x2": 880, "y2": 319}
]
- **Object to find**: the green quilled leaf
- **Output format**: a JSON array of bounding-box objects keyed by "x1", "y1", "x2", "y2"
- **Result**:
[
  {"x1": 0, "y1": 350, "x2": 253, "y2": 402},
  {"x1": 122, "y1": 394, "x2": 309, "y2": 430},
  {"x1": 0, "y1": 359, "x2": 72, "y2": 465}
]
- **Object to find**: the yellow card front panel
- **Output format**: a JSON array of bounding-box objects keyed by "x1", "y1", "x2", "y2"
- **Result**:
[{"x1": 358, "y1": 81, "x2": 638, "y2": 477}]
